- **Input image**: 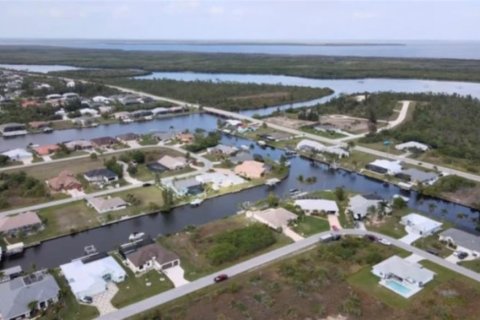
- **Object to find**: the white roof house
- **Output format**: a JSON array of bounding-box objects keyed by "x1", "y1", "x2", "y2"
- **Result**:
[
  {"x1": 79, "y1": 108, "x2": 99, "y2": 117},
  {"x1": 195, "y1": 170, "x2": 245, "y2": 191},
  {"x1": 296, "y1": 139, "x2": 349, "y2": 158},
  {"x1": 347, "y1": 194, "x2": 384, "y2": 220},
  {"x1": 400, "y1": 213, "x2": 442, "y2": 236},
  {"x1": 366, "y1": 159, "x2": 403, "y2": 175},
  {"x1": 372, "y1": 255, "x2": 435, "y2": 298},
  {"x1": 294, "y1": 199, "x2": 339, "y2": 215},
  {"x1": 248, "y1": 207, "x2": 297, "y2": 230},
  {"x1": 157, "y1": 155, "x2": 188, "y2": 171},
  {"x1": 395, "y1": 141, "x2": 429, "y2": 152},
  {"x1": 86, "y1": 197, "x2": 127, "y2": 214},
  {"x1": 60, "y1": 254, "x2": 126, "y2": 300},
  {"x1": 439, "y1": 228, "x2": 480, "y2": 257},
  {"x1": 1, "y1": 148, "x2": 32, "y2": 161}
]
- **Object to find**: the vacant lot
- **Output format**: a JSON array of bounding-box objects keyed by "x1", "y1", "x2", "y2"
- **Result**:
[
  {"x1": 130, "y1": 238, "x2": 480, "y2": 320},
  {"x1": 266, "y1": 116, "x2": 315, "y2": 129},
  {"x1": 159, "y1": 215, "x2": 292, "y2": 280}
]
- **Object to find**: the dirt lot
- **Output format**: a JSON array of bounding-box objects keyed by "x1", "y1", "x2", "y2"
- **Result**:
[
  {"x1": 266, "y1": 116, "x2": 316, "y2": 129},
  {"x1": 132, "y1": 238, "x2": 480, "y2": 320},
  {"x1": 320, "y1": 115, "x2": 386, "y2": 134},
  {"x1": 443, "y1": 185, "x2": 480, "y2": 208}
]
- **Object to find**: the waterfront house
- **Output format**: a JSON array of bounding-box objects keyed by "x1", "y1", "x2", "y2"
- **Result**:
[
  {"x1": 400, "y1": 213, "x2": 442, "y2": 236},
  {"x1": 439, "y1": 228, "x2": 480, "y2": 258},
  {"x1": 176, "y1": 132, "x2": 194, "y2": 144},
  {"x1": 83, "y1": 168, "x2": 119, "y2": 184},
  {"x1": 170, "y1": 177, "x2": 204, "y2": 196},
  {"x1": 0, "y1": 211, "x2": 43, "y2": 236},
  {"x1": 234, "y1": 160, "x2": 266, "y2": 179},
  {"x1": 79, "y1": 108, "x2": 99, "y2": 117},
  {"x1": 116, "y1": 132, "x2": 139, "y2": 144},
  {"x1": 28, "y1": 121, "x2": 50, "y2": 130},
  {"x1": 151, "y1": 131, "x2": 176, "y2": 142},
  {"x1": 0, "y1": 271, "x2": 60, "y2": 320},
  {"x1": 60, "y1": 253, "x2": 126, "y2": 300},
  {"x1": 372, "y1": 255, "x2": 435, "y2": 298},
  {"x1": 247, "y1": 207, "x2": 297, "y2": 231},
  {"x1": 120, "y1": 239, "x2": 180, "y2": 273},
  {"x1": 296, "y1": 139, "x2": 349, "y2": 158},
  {"x1": 207, "y1": 144, "x2": 239, "y2": 156},
  {"x1": 157, "y1": 155, "x2": 188, "y2": 171},
  {"x1": 366, "y1": 159, "x2": 403, "y2": 175},
  {"x1": 195, "y1": 170, "x2": 245, "y2": 190},
  {"x1": 294, "y1": 199, "x2": 339, "y2": 215},
  {"x1": 87, "y1": 196, "x2": 128, "y2": 214},
  {"x1": 0, "y1": 123, "x2": 27, "y2": 137},
  {"x1": 47, "y1": 170, "x2": 82, "y2": 192},
  {"x1": 1, "y1": 148, "x2": 32, "y2": 161},
  {"x1": 64, "y1": 139, "x2": 93, "y2": 151},
  {"x1": 33, "y1": 144, "x2": 60, "y2": 156},
  {"x1": 90, "y1": 136, "x2": 117, "y2": 148},
  {"x1": 347, "y1": 194, "x2": 385, "y2": 220},
  {"x1": 396, "y1": 168, "x2": 439, "y2": 185},
  {"x1": 230, "y1": 151, "x2": 255, "y2": 164}
]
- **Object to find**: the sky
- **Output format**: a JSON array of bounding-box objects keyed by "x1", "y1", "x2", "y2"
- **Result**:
[{"x1": 1, "y1": 0, "x2": 480, "y2": 41}]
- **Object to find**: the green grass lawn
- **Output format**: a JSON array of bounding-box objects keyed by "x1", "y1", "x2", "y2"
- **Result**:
[
  {"x1": 366, "y1": 209, "x2": 409, "y2": 239},
  {"x1": 111, "y1": 255, "x2": 174, "y2": 308},
  {"x1": 300, "y1": 126, "x2": 348, "y2": 139},
  {"x1": 458, "y1": 260, "x2": 480, "y2": 273},
  {"x1": 292, "y1": 216, "x2": 330, "y2": 236},
  {"x1": 42, "y1": 270, "x2": 99, "y2": 320},
  {"x1": 414, "y1": 235, "x2": 453, "y2": 258}
]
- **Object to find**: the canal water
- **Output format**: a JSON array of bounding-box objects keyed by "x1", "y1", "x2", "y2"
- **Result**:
[{"x1": 2, "y1": 133, "x2": 479, "y2": 270}]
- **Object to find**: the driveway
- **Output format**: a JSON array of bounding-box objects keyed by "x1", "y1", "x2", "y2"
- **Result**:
[
  {"x1": 283, "y1": 227, "x2": 304, "y2": 242},
  {"x1": 162, "y1": 265, "x2": 190, "y2": 287},
  {"x1": 328, "y1": 215, "x2": 342, "y2": 230},
  {"x1": 399, "y1": 232, "x2": 422, "y2": 245},
  {"x1": 404, "y1": 253, "x2": 424, "y2": 263},
  {"x1": 91, "y1": 282, "x2": 118, "y2": 315}
]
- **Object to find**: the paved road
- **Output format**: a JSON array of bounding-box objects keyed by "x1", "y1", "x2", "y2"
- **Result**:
[{"x1": 96, "y1": 228, "x2": 480, "y2": 320}]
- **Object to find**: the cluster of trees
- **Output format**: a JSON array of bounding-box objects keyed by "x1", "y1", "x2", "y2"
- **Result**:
[
  {"x1": 0, "y1": 155, "x2": 10, "y2": 167},
  {"x1": 185, "y1": 131, "x2": 221, "y2": 152},
  {"x1": 111, "y1": 78, "x2": 332, "y2": 111},
  {"x1": 0, "y1": 102, "x2": 60, "y2": 124},
  {"x1": 207, "y1": 224, "x2": 276, "y2": 265},
  {"x1": 298, "y1": 109, "x2": 320, "y2": 121},
  {"x1": 421, "y1": 175, "x2": 476, "y2": 197},
  {"x1": 0, "y1": 172, "x2": 49, "y2": 209},
  {"x1": 104, "y1": 157, "x2": 123, "y2": 179},
  {"x1": 362, "y1": 94, "x2": 480, "y2": 162}
]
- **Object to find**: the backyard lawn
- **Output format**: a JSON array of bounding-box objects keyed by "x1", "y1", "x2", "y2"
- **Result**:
[{"x1": 292, "y1": 216, "x2": 330, "y2": 236}]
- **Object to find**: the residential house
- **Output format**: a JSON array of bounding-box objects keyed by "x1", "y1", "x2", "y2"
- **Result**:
[
  {"x1": 230, "y1": 151, "x2": 254, "y2": 164},
  {"x1": 47, "y1": 170, "x2": 82, "y2": 192},
  {"x1": 120, "y1": 240, "x2": 180, "y2": 273},
  {"x1": 195, "y1": 170, "x2": 245, "y2": 191},
  {"x1": 1, "y1": 148, "x2": 32, "y2": 161},
  {"x1": 113, "y1": 111, "x2": 131, "y2": 120},
  {"x1": 64, "y1": 139, "x2": 93, "y2": 151},
  {"x1": 372, "y1": 255, "x2": 435, "y2": 298},
  {"x1": 170, "y1": 177, "x2": 204, "y2": 196},
  {"x1": 248, "y1": 207, "x2": 297, "y2": 231},
  {"x1": 28, "y1": 121, "x2": 49, "y2": 130},
  {"x1": 62, "y1": 92, "x2": 79, "y2": 100},
  {"x1": 294, "y1": 199, "x2": 339, "y2": 215},
  {"x1": 234, "y1": 160, "x2": 266, "y2": 179},
  {"x1": 366, "y1": 159, "x2": 403, "y2": 175},
  {"x1": 92, "y1": 96, "x2": 111, "y2": 103},
  {"x1": 157, "y1": 155, "x2": 188, "y2": 171},
  {"x1": 347, "y1": 194, "x2": 385, "y2": 220},
  {"x1": 60, "y1": 253, "x2": 127, "y2": 300},
  {"x1": 87, "y1": 196, "x2": 128, "y2": 214},
  {"x1": 98, "y1": 106, "x2": 113, "y2": 114},
  {"x1": 90, "y1": 136, "x2": 117, "y2": 148},
  {"x1": 0, "y1": 271, "x2": 60, "y2": 320},
  {"x1": 151, "y1": 131, "x2": 175, "y2": 142},
  {"x1": 176, "y1": 132, "x2": 194, "y2": 144},
  {"x1": 439, "y1": 228, "x2": 480, "y2": 258},
  {"x1": 296, "y1": 139, "x2": 349, "y2": 158},
  {"x1": 83, "y1": 168, "x2": 119, "y2": 184},
  {"x1": 72, "y1": 116, "x2": 96, "y2": 128},
  {"x1": 400, "y1": 213, "x2": 442, "y2": 236},
  {"x1": 0, "y1": 211, "x2": 43, "y2": 236},
  {"x1": 395, "y1": 141, "x2": 429, "y2": 152},
  {"x1": 0, "y1": 123, "x2": 27, "y2": 137},
  {"x1": 396, "y1": 168, "x2": 439, "y2": 185},
  {"x1": 116, "y1": 133, "x2": 139, "y2": 144},
  {"x1": 207, "y1": 144, "x2": 239, "y2": 156},
  {"x1": 130, "y1": 109, "x2": 153, "y2": 120},
  {"x1": 33, "y1": 144, "x2": 60, "y2": 156},
  {"x1": 79, "y1": 108, "x2": 99, "y2": 117}
]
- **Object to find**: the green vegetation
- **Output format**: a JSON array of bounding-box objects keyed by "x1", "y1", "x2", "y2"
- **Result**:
[
  {"x1": 185, "y1": 131, "x2": 221, "y2": 152},
  {"x1": 459, "y1": 260, "x2": 480, "y2": 273},
  {"x1": 111, "y1": 256, "x2": 174, "y2": 308},
  {"x1": 207, "y1": 224, "x2": 277, "y2": 265},
  {"x1": 5, "y1": 46, "x2": 480, "y2": 82},
  {"x1": 422, "y1": 175, "x2": 476, "y2": 197},
  {"x1": 366, "y1": 208, "x2": 409, "y2": 239},
  {"x1": 0, "y1": 171, "x2": 50, "y2": 209},
  {"x1": 292, "y1": 216, "x2": 330, "y2": 236},
  {"x1": 110, "y1": 78, "x2": 332, "y2": 111}
]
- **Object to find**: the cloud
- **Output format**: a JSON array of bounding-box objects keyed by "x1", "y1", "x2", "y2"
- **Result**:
[
  {"x1": 208, "y1": 5, "x2": 225, "y2": 16},
  {"x1": 352, "y1": 11, "x2": 378, "y2": 19}
]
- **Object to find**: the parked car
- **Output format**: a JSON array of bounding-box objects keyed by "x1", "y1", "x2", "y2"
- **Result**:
[
  {"x1": 80, "y1": 296, "x2": 93, "y2": 304},
  {"x1": 214, "y1": 274, "x2": 229, "y2": 283},
  {"x1": 426, "y1": 248, "x2": 440, "y2": 256},
  {"x1": 378, "y1": 238, "x2": 392, "y2": 246},
  {"x1": 455, "y1": 251, "x2": 469, "y2": 259}
]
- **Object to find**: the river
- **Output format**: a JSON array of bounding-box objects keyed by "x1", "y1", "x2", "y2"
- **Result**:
[{"x1": 1, "y1": 133, "x2": 479, "y2": 270}]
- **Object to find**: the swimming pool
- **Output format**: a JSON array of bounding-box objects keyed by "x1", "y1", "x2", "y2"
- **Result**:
[{"x1": 384, "y1": 279, "x2": 413, "y2": 297}]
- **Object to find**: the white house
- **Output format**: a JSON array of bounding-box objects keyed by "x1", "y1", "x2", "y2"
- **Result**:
[
  {"x1": 366, "y1": 159, "x2": 403, "y2": 175},
  {"x1": 400, "y1": 213, "x2": 442, "y2": 236},
  {"x1": 195, "y1": 170, "x2": 245, "y2": 191},
  {"x1": 86, "y1": 197, "x2": 127, "y2": 214},
  {"x1": 395, "y1": 141, "x2": 429, "y2": 152},
  {"x1": 79, "y1": 108, "x2": 99, "y2": 117},
  {"x1": 247, "y1": 207, "x2": 297, "y2": 230},
  {"x1": 294, "y1": 199, "x2": 339, "y2": 215},
  {"x1": 347, "y1": 194, "x2": 385, "y2": 220},
  {"x1": 60, "y1": 254, "x2": 126, "y2": 300},
  {"x1": 439, "y1": 228, "x2": 480, "y2": 258},
  {"x1": 372, "y1": 255, "x2": 435, "y2": 298},
  {"x1": 1, "y1": 148, "x2": 32, "y2": 161},
  {"x1": 296, "y1": 139, "x2": 349, "y2": 158}
]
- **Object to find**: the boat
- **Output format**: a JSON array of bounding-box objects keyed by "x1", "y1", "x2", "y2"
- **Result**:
[
  {"x1": 257, "y1": 140, "x2": 266, "y2": 147},
  {"x1": 84, "y1": 245, "x2": 97, "y2": 255},
  {"x1": 190, "y1": 198, "x2": 204, "y2": 206},
  {"x1": 240, "y1": 145, "x2": 250, "y2": 151},
  {"x1": 5, "y1": 242, "x2": 24, "y2": 256},
  {"x1": 128, "y1": 232, "x2": 145, "y2": 242},
  {"x1": 42, "y1": 127, "x2": 53, "y2": 133}
]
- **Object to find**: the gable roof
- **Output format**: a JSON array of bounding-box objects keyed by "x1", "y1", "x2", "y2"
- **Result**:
[
  {"x1": 294, "y1": 199, "x2": 339, "y2": 213},
  {"x1": 126, "y1": 243, "x2": 179, "y2": 267},
  {"x1": 373, "y1": 255, "x2": 435, "y2": 284},
  {"x1": 0, "y1": 272, "x2": 59, "y2": 320},
  {"x1": 0, "y1": 211, "x2": 42, "y2": 233},
  {"x1": 47, "y1": 170, "x2": 82, "y2": 191},
  {"x1": 234, "y1": 160, "x2": 266, "y2": 179},
  {"x1": 84, "y1": 168, "x2": 118, "y2": 179}
]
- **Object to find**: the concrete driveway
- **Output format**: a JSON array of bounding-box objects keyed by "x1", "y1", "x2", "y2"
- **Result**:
[
  {"x1": 91, "y1": 283, "x2": 118, "y2": 315},
  {"x1": 399, "y1": 232, "x2": 422, "y2": 245},
  {"x1": 328, "y1": 215, "x2": 342, "y2": 230},
  {"x1": 162, "y1": 266, "x2": 190, "y2": 287}
]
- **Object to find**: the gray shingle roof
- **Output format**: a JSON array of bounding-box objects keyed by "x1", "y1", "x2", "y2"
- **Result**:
[
  {"x1": 0, "y1": 272, "x2": 59, "y2": 319},
  {"x1": 440, "y1": 228, "x2": 480, "y2": 252}
]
